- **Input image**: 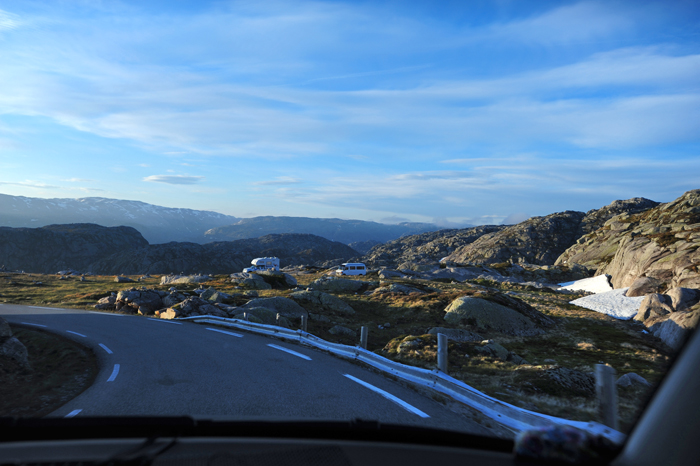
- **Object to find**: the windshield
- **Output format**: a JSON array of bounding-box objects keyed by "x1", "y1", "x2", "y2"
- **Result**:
[{"x1": 1, "y1": 0, "x2": 699, "y2": 456}]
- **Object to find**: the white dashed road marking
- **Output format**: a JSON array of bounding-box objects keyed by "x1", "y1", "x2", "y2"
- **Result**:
[
  {"x1": 20, "y1": 322, "x2": 47, "y2": 327},
  {"x1": 65, "y1": 409, "x2": 82, "y2": 418},
  {"x1": 343, "y1": 374, "x2": 430, "y2": 418},
  {"x1": 267, "y1": 344, "x2": 312, "y2": 360},
  {"x1": 66, "y1": 330, "x2": 87, "y2": 337},
  {"x1": 148, "y1": 318, "x2": 182, "y2": 325},
  {"x1": 99, "y1": 343, "x2": 113, "y2": 354},
  {"x1": 107, "y1": 364, "x2": 120, "y2": 382},
  {"x1": 206, "y1": 328, "x2": 243, "y2": 338}
]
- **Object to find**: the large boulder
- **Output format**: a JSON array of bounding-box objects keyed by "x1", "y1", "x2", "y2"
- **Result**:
[
  {"x1": 171, "y1": 297, "x2": 228, "y2": 318},
  {"x1": 115, "y1": 289, "x2": 163, "y2": 315},
  {"x1": 289, "y1": 290, "x2": 355, "y2": 315},
  {"x1": 160, "y1": 274, "x2": 211, "y2": 285},
  {"x1": 427, "y1": 327, "x2": 483, "y2": 342},
  {"x1": 666, "y1": 287, "x2": 699, "y2": 312},
  {"x1": 308, "y1": 277, "x2": 370, "y2": 293},
  {"x1": 546, "y1": 367, "x2": 595, "y2": 396},
  {"x1": 162, "y1": 291, "x2": 187, "y2": 307},
  {"x1": 443, "y1": 296, "x2": 544, "y2": 336},
  {"x1": 94, "y1": 295, "x2": 116, "y2": 310},
  {"x1": 230, "y1": 273, "x2": 272, "y2": 290},
  {"x1": 329, "y1": 325, "x2": 356, "y2": 338},
  {"x1": 635, "y1": 293, "x2": 673, "y2": 322},
  {"x1": 626, "y1": 277, "x2": 663, "y2": 297},
  {"x1": 617, "y1": 373, "x2": 651, "y2": 388},
  {"x1": 239, "y1": 297, "x2": 308, "y2": 319},
  {"x1": 257, "y1": 270, "x2": 298, "y2": 288},
  {"x1": 647, "y1": 304, "x2": 700, "y2": 351}
]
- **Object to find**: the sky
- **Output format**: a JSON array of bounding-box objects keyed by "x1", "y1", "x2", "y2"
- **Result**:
[{"x1": 0, "y1": 0, "x2": 698, "y2": 227}]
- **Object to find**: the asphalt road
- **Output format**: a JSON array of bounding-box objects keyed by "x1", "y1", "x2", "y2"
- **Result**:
[{"x1": 0, "y1": 304, "x2": 490, "y2": 435}]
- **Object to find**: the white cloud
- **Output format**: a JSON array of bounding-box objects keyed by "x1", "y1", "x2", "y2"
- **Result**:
[
  {"x1": 142, "y1": 175, "x2": 204, "y2": 185},
  {"x1": 253, "y1": 176, "x2": 302, "y2": 186}
]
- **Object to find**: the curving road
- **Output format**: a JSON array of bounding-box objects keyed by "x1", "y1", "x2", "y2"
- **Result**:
[{"x1": 0, "y1": 304, "x2": 490, "y2": 435}]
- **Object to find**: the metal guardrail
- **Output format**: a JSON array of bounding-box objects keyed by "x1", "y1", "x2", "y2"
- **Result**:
[{"x1": 179, "y1": 314, "x2": 625, "y2": 443}]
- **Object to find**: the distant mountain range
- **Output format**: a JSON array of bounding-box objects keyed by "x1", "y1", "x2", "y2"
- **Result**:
[
  {"x1": 0, "y1": 194, "x2": 440, "y2": 245},
  {"x1": 204, "y1": 216, "x2": 439, "y2": 245},
  {"x1": 0, "y1": 194, "x2": 237, "y2": 244}
]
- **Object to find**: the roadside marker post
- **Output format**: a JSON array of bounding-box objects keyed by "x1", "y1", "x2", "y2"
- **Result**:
[
  {"x1": 301, "y1": 315, "x2": 307, "y2": 332},
  {"x1": 595, "y1": 364, "x2": 619, "y2": 430},
  {"x1": 437, "y1": 333, "x2": 448, "y2": 374},
  {"x1": 360, "y1": 326, "x2": 368, "y2": 349}
]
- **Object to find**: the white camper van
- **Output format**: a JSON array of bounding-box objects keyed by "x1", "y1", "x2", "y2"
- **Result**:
[
  {"x1": 335, "y1": 263, "x2": 367, "y2": 276},
  {"x1": 243, "y1": 257, "x2": 280, "y2": 273}
]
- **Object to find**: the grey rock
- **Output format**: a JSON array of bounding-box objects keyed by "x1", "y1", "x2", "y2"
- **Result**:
[
  {"x1": 626, "y1": 277, "x2": 663, "y2": 297},
  {"x1": 427, "y1": 327, "x2": 483, "y2": 342},
  {"x1": 635, "y1": 293, "x2": 674, "y2": 322},
  {"x1": 0, "y1": 317, "x2": 11, "y2": 339},
  {"x1": 160, "y1": 274, "x2": 211, "y2": 285},
  {"x1": 289, "y1": 290, "x2": 355, "y2": 315},
  {"x1": 0, "y1": 335, "x2": 31, "y2": 370},
  {"x1": 648, "y1": 305, "x2": 700, "y2": 351},
  {"x1": 162, "y1": 292, "x2": 186, "y2": 307},
  {"x1": 617, "y1": 373, "x2": 651, "y2": 388},
  {"x1": 444, "y1": 296, "x2": 543, "y2": 336},
  {"x1": 240, "y1": 297, "x2": 308, "y2": 319},
  {"x1": 476, "y1": 342, "x2": 510, "y2": 360},
  {"x1": 257, "y1": 270, "x2": 298, "y2": 287},
  {"x1": 666, "y1": 287, "x2": 699, "y2": 312},
  {"x1": 308, "y1": 277, "x2": 370, "y2": 293},
  {"x1": 115, "y1": 276, "x2": 134, "y2": 283}
]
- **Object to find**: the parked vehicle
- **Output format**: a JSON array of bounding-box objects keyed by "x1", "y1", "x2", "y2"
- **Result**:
[
  {"x1": 335, "y1": 263, "x2": 367, "y2": 276},
  {"x1": 243, "y1": 257, "x2": 280, "y2": 273}
]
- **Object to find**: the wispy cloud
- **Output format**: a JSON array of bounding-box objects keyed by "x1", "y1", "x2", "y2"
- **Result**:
[
  {"x1": 142, "y1": 175, "x2": 204, "y2": 185},
  {"x1": 62, "y1": 177, "x2": 94, "y2": 182},
  {"x1": 0, "y1": 180, "x2": 59, "y2": 189},
  {"x1": 253, "y1": 176, "x2": 302, "y2": 186}
]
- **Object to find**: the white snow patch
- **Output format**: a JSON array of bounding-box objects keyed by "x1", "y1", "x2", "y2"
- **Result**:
[
  {"x1": 558, "y1": 274, "x2": 613, "y2": 294},
  {"x1": 569, "y1": 288, "x2": 643, "y2": 320}
]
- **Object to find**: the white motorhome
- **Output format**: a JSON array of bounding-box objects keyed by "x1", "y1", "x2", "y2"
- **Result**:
[
  {"x1": 243, "y1": 257, "x2": 280, "y2": 273},
  {"x1": 335, "y1": 263, "x2": 367, "y2": 276}
]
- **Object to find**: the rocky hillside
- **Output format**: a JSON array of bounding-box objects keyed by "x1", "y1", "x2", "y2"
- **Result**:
[
  {"x1": 0, "y1": 194, "x2": 238, "y2": 244},
  {"x1": 556, "y1": 189, "x2": 700, "y2": 289},
  {"x1": 88, "y1": 234, "x2": 359, "y2": 275},
  {"x1": 362, "y1": 225, "x2": 506, "y2": 269},
  {"x1": 442, "y1": 198, "x2": 658, "y2": 267},
  {"x1": 0, "y1": 224, "x2": 148, "y2": 273},
  {"x1": 203, "y1": 216, "x2": 439, "y2": 245}
]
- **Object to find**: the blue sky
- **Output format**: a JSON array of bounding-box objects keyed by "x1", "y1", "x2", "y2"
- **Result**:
[{"x1": 0, "y1": 0, "x2": 698, "y2": 226}]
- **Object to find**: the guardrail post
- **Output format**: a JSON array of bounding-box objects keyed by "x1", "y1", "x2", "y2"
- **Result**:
[
  {"x1": 243, "y1": 312, "x2": 249, "y2": 321},
  {"x1": 276, "y1": 313, "x2": 281, "y2": 326},
  {"x1": 595, "y1": 364, "x2": 619, "y2": 430},
  {"x1": 301, "y1": 315, "x2": 307, "y2": 332},
  {"x1": 360, "y1": 326, "x2": 368, "y2": 349},
  {"x1": 437, "y1": 333, "x2": 448, "y2": 373}
]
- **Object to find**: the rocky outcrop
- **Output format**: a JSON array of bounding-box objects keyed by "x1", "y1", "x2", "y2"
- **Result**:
[
  {"x1": 556, "y1": 190, "x2": 700, "y2": 289},
  {"x1": 633, "y1": 288, "x2": 700, "y2": 351},
  {"x1": 362, "y1": 225, "x2": 505, "y2": 268},
  {"x1": 0, "y1": 223, "x2": 148, "y2": 274},
  {"x1": 230, "y1": 272, "x2": 272, "y2": 290},
  {"x1": 444, "y1": 211, "x2": 586, "y2": 266}
]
